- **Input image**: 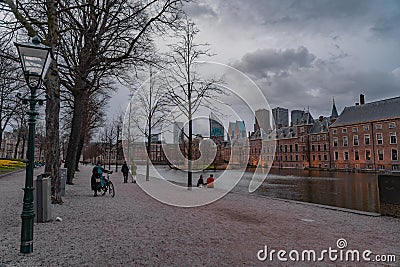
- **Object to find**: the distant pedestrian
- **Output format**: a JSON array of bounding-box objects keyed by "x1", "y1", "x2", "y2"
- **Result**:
[
  {"x1": 206, "y1": 174, "x2": 215, "y2": 188},
  {"x1": 196, "y1": 174, "x2": 205, "y2": 187},
  {"x1": 121, "y1": 161, "x2": 129, "y2": 183},
  {"x1": 131, "y1": 162, "x2": 137, "y2": 183}
]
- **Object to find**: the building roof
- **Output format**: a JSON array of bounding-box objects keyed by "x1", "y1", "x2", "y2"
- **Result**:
[
  {"x1": 331, "y1": 96, "x2": 400, "y2": 127},
  {"x1": 309, "y1": 117, "x2": 329, "y2": 133}
]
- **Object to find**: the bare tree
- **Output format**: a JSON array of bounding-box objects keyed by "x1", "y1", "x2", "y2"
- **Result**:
[
  {"x1": 0, "y1": 52, "x2": 25, "y2": 151},
  {"x1": 164, "y1": 19, "x2": 224, "y2": 188},
  {"x1": 128, "y1": 65, "x2": 171, "y2": 181}
]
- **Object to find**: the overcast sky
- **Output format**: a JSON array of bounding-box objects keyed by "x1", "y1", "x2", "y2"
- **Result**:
[{"x1": 110, "y1": 0, "x2": 400, "y2": 128}]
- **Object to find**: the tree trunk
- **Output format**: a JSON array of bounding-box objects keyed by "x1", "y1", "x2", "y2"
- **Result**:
[
  {"x1": 20, "y1": 133, "x2": 26, "y2": 159},
  {"x1": 44, "y1": 0, "x2": 62, "y2": 204},
  {"x1": 75, "y1": 110, "x2": 89, "y2": 171},
  {"x1": 65, "y1": 89, "x2": 89, "y2": 184},
  {"x1": 44, "y1": 60, "x2": 62, "y2": 204},
  {"x1": 14, "y1": 129, "x2": 21, "y2": 158}
]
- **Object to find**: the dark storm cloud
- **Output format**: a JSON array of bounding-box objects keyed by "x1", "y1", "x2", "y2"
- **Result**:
[
  {"x1": 233, "y1": 46, "x2": 316, "y2": 78},
  {"x1": 183, "y1": 2, "x2": 217, "y2": 18}
]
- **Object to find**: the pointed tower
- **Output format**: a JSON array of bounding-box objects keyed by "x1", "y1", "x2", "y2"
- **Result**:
[
  {"x1": 331, "y1": 97, "x2": 338, "y2": 118},
  {"x1": 330, "y1": 97, "x2": 339, "y2": 125}
]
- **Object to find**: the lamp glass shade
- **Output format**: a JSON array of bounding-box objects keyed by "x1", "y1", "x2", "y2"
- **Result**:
[{"x1": 15, "y1": 40, "x2": 52, "y2": 88}]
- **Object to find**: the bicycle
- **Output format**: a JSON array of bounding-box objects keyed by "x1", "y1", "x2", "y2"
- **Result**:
[{"x1": 97, "y1": 171, "x2": 115, "y2": 197}]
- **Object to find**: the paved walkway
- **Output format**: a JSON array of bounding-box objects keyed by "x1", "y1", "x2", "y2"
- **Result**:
[{"x1": 0, "y1": 165, "x2": 399, "y2": 266}]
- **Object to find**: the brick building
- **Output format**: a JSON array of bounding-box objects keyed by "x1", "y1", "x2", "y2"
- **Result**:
[{"x1": 330, "y1": 96, "x2": 400, "y2": 171}]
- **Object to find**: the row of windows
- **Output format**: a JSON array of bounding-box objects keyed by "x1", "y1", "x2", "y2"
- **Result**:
[
  {"x1": 332, "y1": 122, "x2": 396, "y2": 134},
  {"x1": 333, "y1": 133, "x2": 397, "y2": 147},
  {"x1": 334, "y1": 149, "x2": 398, "y2": 161}
]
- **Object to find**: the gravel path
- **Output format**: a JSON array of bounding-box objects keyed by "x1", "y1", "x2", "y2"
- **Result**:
[{"x1": 0, "y1": 165, "x2": 399, "y2": 266}]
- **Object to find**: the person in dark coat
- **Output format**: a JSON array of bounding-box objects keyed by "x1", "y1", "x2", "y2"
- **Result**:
[
  {"x1": 121, "y1": 161, "x2": 129, "y2": 183},
  {"x1": 91, "y1": 161, "x2": 107, "y2": 197},
  {"x1": 196, "y1": 174, "x2": 205, "y2": 187}
]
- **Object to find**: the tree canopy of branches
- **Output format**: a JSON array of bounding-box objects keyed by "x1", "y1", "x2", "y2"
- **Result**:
[{"x1": 56, "y1": 0, "x2": 185, "y2": 184}]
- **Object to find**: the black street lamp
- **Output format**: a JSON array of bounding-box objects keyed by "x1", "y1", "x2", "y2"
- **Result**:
[{"x1": 15, "y1": 36, "x2": 52, "y2": 254}]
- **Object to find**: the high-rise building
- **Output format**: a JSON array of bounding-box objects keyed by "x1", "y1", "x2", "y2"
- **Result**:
[
  {"x1": 255, "y1": 109, "x2": 271, "y2": 132},
  {"x1": 272, "y1": 107, "x2": 289, "y2": 128},
  {"x1": 291, "y1": 110, "x2": 304, "y2": 126},
  {"x1": 209, "y1": 112, "x2": 224, "y2": 141}
]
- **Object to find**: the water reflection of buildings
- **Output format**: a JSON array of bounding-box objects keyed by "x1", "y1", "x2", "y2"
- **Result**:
[{"x1": 127, "y1": 94, "x2": 399, "y2": 172}]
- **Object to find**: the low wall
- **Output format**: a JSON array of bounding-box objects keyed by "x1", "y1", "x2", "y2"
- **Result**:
[{"x1": 378, "y1": 173, "x2": 400, "y2": 217}]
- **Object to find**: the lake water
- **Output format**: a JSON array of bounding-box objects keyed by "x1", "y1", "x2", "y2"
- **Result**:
[{"x1": 137, "y1": 165, "x2": 380, "y2": 213}]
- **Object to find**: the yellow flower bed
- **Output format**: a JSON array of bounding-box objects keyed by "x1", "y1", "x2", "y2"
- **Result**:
[{"x1": 0, "y1": 159, "x2": 26, "y2": 169}]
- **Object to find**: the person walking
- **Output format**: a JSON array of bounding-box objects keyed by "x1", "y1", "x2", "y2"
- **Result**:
[
  {"x1": 121, "y1": 161, "x2": 129, "y2": 183},
  {"x1": 131, "y1": 162, "x2": 137, "y2": 183}
]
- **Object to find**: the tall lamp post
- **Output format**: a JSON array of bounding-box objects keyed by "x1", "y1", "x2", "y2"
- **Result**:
[{"x1": 15, "y1": 36, "x2": 52, "y2": 254}]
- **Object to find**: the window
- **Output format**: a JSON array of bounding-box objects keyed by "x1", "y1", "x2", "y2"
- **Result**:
[
  {"x1": 376, "y1": 124, "x2": 382, "y2": 130},
  {"x1": 312, "y1": 145, "x2": 315, "y2": 151},
  {"x1": 333, "y1": 137, "x2": 338, "y2": 147},
  {"x1": 300, "y1": 136, "x2": 304, "y2": 142},
  {"x1": 300, "y1": 127, "x2": 305, "y2": 133},
  {"x1": 290, "y1": 145, "x2": 293, "y2": 152},
  {"x1": 353, "y1": 135, "x2": 359, "y2": 146},
  {"x1": 390, "y1": 133, "x2": 397, "y2": 144},
  {"x1": 311, "y1": 136, "x2": 315, "y2": 141},
  {"x1": 323, "y1": 144, "x2": 327, "y2": 151},
  {"x1": 333, "y1": 129, "x2": 337, "y2": 134},
  {"x1": 318, "y1": 155, "x2": 322, "y2": 161},
  {"x1": 377, "y1": 133, "x2": 383, "y2": 145},
  {"x1": 378, "y1": 150, "x2": 384, "y2": 161},
  {"x1": 363, "y1": 125, "x2": 369, "y2": 131},
  {"x1": 295, "y1": 155, "x2": 299, "y2": 161},
  {"x1": 318, "y1": 145, "x2": 321, "y2": 151},
  {"x1": 295, "y1": 144, "x2": 298, "y2": 152},
  {"x1": 342, "y1": 128, "x2": 347, "y2": 133},
  {"x1": 354, "y1": 150, "x2": 359, "y2": 161},
  {"x1": 312, "y1": 155, "x2": 315, "y2": 161},
  {"x1": 285, "y1": 145, "x2": 287, "y2": 152},
  {"x1": 323, "y1": 134, "x2": 327, "y2": 140},
  {"x1": 389, "y1": 122, "x2": 396, "y2": 129},
  {"x1": 352, "y1": 127, "x2": 358, "y2": 133},
  {"x1": 334, "y1": 151, "x2": 339, "y2": 161},
  {"x1": 343, "y1": 137, "x2": 348, "y2": 147},
  {"x1": 324, "y1": 154, "x2": 328, "y2": 161},
  {"x1": 344, "y1": 151, "x2": 349, "y2": 161},
  {"x1": 392, "y1": 149, "x2": 398, "y2": 161},
  {"x1": 366, "y1": 150, "x2": 371, "y2": 161},
  {"x1": 317, "y1": 135, "x2": 320, "y2": 141},
  {"x1": 365, "y1": 134, "x2": 370, "y2": 145}
]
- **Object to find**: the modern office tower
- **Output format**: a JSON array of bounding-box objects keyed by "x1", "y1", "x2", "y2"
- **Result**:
[
  {"x1": 291, "y1": 110, "x2": 304, "y2": 126},
  {"x1": 272, "y1": 107, "x2": 289, "y2": 128},
  {"x1": 209, "y1": 112, "x2": 224, "y2": 141},
  {"x1": 254, "y1": 109, "x2": 271, "y2": 132}
]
